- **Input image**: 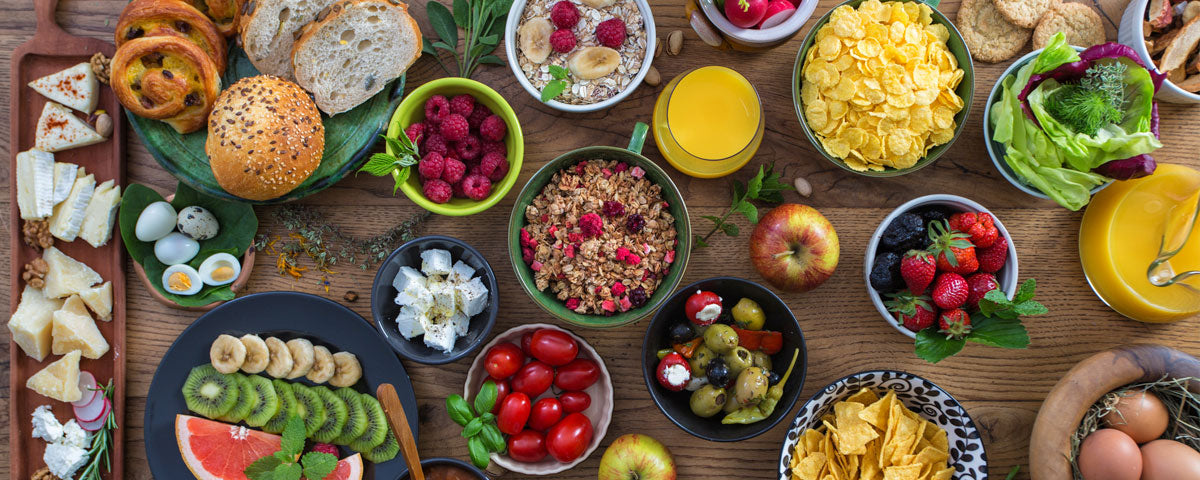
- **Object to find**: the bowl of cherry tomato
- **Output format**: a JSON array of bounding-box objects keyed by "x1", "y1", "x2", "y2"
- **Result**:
[
  {"x1": 641, "y1": 276, "x2": 807, "y2": 442},
  {"x1": 464, "y1": 323, "x2": 614, "y2": 475}
]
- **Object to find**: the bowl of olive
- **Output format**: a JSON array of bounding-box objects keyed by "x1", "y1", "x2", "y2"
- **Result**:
[{"x1": 641, "y1": 276, "x2": 807, "y2": 442}]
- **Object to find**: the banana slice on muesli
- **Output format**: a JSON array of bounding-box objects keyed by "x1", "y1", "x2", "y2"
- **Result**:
[
  {"x1": 518, "y1": 18, "x2": 554, "y2": 64},
  {"x1": 568, "y1": 46, "x2": 621, "y2": 80}
]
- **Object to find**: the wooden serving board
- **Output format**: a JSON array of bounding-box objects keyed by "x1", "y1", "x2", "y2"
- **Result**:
[{"x1": 8, "y1": 0, "x2": 126, "y2": 479}]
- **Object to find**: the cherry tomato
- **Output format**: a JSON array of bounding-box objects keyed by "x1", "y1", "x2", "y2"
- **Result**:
[
  {"x1": 529, "y1": 329, "x2": 579, "y2": 366},
  {"x1": 507, "y1": 429, "x2": 548, "y2": 463},
  {"x1": 497, "y1": 392, "x2": 531, "y2": 435},
  {"x1": 511, "y1": 361, "x2": 555, "y2": 397},
  {"x1": 480, "y1": 378, "x2": 509, "y2": 414},
  {"x1": 545, "y1": 413, "x2": 593, "y2": 463},
  {"x1": 521, "y1": 332, "x2": 535, "y2": 356},
  {"x1": 553, "y1": 358, "x2": 601, "y2": 391},
  {"x1": 559, "y1": 391, "x2": 591, "y2": 413},
  {"x1": 685, "y1": 290, "x2": 723, "y2": 326},
  {"x1": 528, "y1": 398, "x2": 564, "y2": 431},
  {"x1": 484, "y1": 342, "x2": 524, "y2": 380}
]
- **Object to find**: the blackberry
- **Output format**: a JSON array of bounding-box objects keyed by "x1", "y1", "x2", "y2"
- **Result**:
[
  {"x1": 628, "y1": 287, "x2": 648, "y2": 307},
  {"x1": 869, "y1": 252, "x2": 903, "y2": 292},
  {"x1": 912, "y1": 206, "x2": 954, "y2": 230},
  {"x1": 626, "y1": 214, "x2": 645, "y2": 233},
  {"x1": 880, "y1": 213, "x2": 926, "y2": 252}
]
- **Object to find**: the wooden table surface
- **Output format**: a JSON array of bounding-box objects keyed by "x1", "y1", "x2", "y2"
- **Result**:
[{"x1": 3, "y1": 0, "x2": 1199, "y2": 479}]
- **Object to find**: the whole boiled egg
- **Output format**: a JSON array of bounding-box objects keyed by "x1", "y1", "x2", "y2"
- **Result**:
[
  {"x1": 1102, "y1": 391, "x2": 1169, "y2": 443},
  {"x1": 135, "y1": 201, "x2": 177, "y2": 242},
  {"x1": 1141, "y1": 439, "x2": 1200, "y2": 480},
  {"x1": 197, "y1": 253, "x2": 240, "y2": 286},
  {"x1": 154, "y1": 232, "x2": 199, "y2": 266},
  {"x1": 162, "y1": 264, "x2": 203, "y2": 296},
  {"x1": 1077, "y1": 428, "x2": 1142, "y2": 480}
]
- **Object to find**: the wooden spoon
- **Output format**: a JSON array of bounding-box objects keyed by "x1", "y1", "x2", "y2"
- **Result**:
[{"x1": 377, "y1": 384, "x2": 424, "y2": 480}]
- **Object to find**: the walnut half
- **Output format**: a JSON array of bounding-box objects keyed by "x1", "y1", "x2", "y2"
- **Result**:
[
  {"x1": 23, "y1": 219, "x2": 54, "y2": 252},
  {"x1": 23, "y1": 258, "x2": 48, "y2": 289}
]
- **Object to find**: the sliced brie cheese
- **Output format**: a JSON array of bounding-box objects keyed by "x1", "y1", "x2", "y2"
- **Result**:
[
  {"x1": 42, "y1": 246, "x2": 103, "y2": 299},
  {"x1": 28, "y1": 63, "x2": 99, "y2": 114},
  {"x1": 35, "y1": 102, "x2": 104, "y2": 153},
  {"x1": 16, "y1": 149, "x2": 56, "y2": 220},
  {"x1": 51, "y1": 162, "x2": 79, "y2": 206},
  {"x1": 8, "y1": 285, "x2": 65, "y2": 361},
  {"x1": 26, "y1": 350, "x2": 82, "y2": 403},
  {"x1": 52, "y1": 296, "x2": 110, "y2": 359},
  {"x1": 78, "y1": 281, "x2": 113, "y2": 321},
  {"x1": 48, "y1": 173, "x2": 95, "y2": 242},
  {"x1": 78, "y1": 180, "x2": 120, "y2": 247}
]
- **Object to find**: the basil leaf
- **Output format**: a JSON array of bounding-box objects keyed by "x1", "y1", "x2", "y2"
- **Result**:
[
  {"x1": 462, "y1": 417, "x2": 484, "y2": 438},
  {"x1": 914, "y1": 328, "x2": 965, "y2": 363},
  {"x1": 481, "y1": 424, "x2": 506, "y2": 453},
  {"x1": 479, "y1": 412, "x2": 495, "y2": 424},
  {"x1": 426, "y1": 2, "x2": 459, "y2": 49},
  {"x1": 475, "y1": 380, "x2": 498, "y2": 415},
  {"x1": 446, "y1": 395, "x2": 475, "y2": 426},
  {"x1": 452, "y1": 0, "x2": 470, "y2": 28},
  {"x1": 468, "y1": 436, "x2": 490, "y2": 468}
]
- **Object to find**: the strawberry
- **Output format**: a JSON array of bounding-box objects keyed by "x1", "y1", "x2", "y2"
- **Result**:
[
  {"x1": 884, "y1": 291, "x2": 938, "y2": 332},
  {"x1": 966, "y1": 273, "x2": 999, "y2": 310},
  {"x1": 949, "y1": 211, "x2": 999, "y2": 248},
  {"x1": 900, "y1": 250, "x2": 936, "y2": 295},
  {"x1": 928, "y1": 220, "x2": 978, "y2": 274},
  {"x1": 938, "y1": 309, "x2": 972, "y2": 339},
  {"x1": 977, "y1": 234, "x2": 1008, "y2": 273},
  {"x1": 931, "y1": 272, "x2": 969, "y2": 310}
]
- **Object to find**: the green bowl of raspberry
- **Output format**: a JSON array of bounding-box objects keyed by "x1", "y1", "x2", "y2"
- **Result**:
[
  {"x1": 387, "y1": 77, "x2": 524, "y2": 216},
  {"x1": 508, "y1": 123, "x2": 692, "y2": 328}
]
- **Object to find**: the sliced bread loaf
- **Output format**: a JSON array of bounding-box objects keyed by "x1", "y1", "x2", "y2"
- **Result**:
[
  {"x1": 238, "y1": 0, "x2": 338, "y2": 80},
  {"x1": 291, "y1": 0, "x2": 421, "y2": 115}
]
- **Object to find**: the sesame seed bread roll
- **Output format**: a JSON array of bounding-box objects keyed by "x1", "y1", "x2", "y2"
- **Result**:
[{"x1": 204, "y1": 75, "x2": 324, "y2": 201}]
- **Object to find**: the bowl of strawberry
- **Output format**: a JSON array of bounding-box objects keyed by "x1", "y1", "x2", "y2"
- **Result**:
[
  {"x1": 464, "y1": 324, "x2": 613, "y2": 474},
  {"x1": 385, "y1": 77, "x2": 524, "y2": 216},
  {"x1": 866, "y1": 194, "x2": 1047, "y2": 363}
]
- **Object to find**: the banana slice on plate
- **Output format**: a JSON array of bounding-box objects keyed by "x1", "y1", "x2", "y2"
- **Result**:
[
  {"x1": 328, "y1": 351, "x2": 362, "y2": 388},
  {"x1": 568, "y1": 46, "x2": 621, "y2": 80},
  {"x1": 285, "y1": 338, "x2": 315, "y2": 379},
  {"x1": 210, "y1": 334, "x2": 246, "y2": 374},
  {"x1": 306, "y1": 345, "x2": 336, "y2": 384},
  {"x1": 519, "y1": 18, "x2": 554, "y2": 64},
  {"x1": 239, "y1": 334, "x2": 270, "y2": 374},
  {"x1": 264, "y1": 337, "x2": 294, "y2": 378}
]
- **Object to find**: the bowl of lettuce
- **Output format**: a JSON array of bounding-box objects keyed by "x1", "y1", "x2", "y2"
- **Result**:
[{"x1": 984, "y1": 32, "x2": 1167, "y2": 211}]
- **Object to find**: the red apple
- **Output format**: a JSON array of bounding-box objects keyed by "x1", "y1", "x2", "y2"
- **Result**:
[
  {"x1": 724, "y1": 0, "x2": 769, "y2": 28},
  {"x1": 597, "y1": 434, "x2": 676, "y2": 480},
  {"x1": 749, "y1": 204, "x2": 839, "y2": 292}
]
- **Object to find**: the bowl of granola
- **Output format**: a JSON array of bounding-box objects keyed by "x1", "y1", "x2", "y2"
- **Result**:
[
  {"x1": 508, "y1": 123, "x2": 691, "y2": 328},
  {"x1": 506, "y1": 0, "x2": 655, "y2": 112}
]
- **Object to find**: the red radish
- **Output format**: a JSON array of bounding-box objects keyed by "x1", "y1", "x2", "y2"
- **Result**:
[
  {"x1": 758, "y1": 0, "x2": 796, "y2": 28},
  {"x1": 72, "y1": 371, "x2": 99, "y2": 408},
  {"x1": 724, "y1": 0, "x2": 768, "y2": 28},
  {"x1": 74, "y1": 395, "x2": 109, "y2": 423},
  {"x1": 78, "y1": 398, "x2": 111, "y2": 431}
]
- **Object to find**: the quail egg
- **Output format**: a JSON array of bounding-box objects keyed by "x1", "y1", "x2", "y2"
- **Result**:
[
  {"x1": 162, "y1": 264, "x2": 203, "y2": 296},
  {"x1": 135, "y1": 201, "x2": 177, "y2": 242},
  {"x1": 198, "y1": 253, "x2": 241, "y2": 286},
  {"x1": 154, "y1": 232, "x2": 200, "y2": 265},
  {"x1": 176, "y1": 206, "x2": 219, "y2": 240}
]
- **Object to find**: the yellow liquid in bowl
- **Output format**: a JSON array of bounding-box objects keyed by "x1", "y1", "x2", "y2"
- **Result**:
[{"x1": 666, "y1": 66, "x2": 761, "y2": 160}]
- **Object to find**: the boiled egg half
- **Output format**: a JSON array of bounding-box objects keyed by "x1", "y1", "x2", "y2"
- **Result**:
[
  {"x1": 162, "y1": 264, "x2": 203, "y2": 296},
  {"x1": 198, "y1": 253, "x2": 241, "y2": 286}
]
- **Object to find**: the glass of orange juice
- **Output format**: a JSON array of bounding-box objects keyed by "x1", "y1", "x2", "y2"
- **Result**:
[{"x1": 652, "y1": 66, "x2": 764, "y2": 178}]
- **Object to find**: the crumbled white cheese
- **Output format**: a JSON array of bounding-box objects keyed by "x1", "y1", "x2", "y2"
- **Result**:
[
  {"x1": 428, "y1": 281, "x2": 457, "y2": 319},
  {"x1": 394, "y1": 283, "x2": 432, "y2": 311},
  {"x1": 664, "y1": 364, "x2": 690, "y2": 387},
  {"x1": 61, "y1": 419, "x2": 90, "y2": 448},
  {"x1": 393, "y1": 248, "x2": 489, "y2": 354},
  {"x1": 419, "y1": 249, "x2": 453, "y2": 277},
  {"x1": 449, "y1": 260, "x2": 476, "y2": 284},
  {"x1": 394, "y1": 306, "x2": 427, "y2": 340},
  {"x1": 422, "y1": 320, "x2": 456, "y2": 353},
  {"x1": 456, "y1": 277, "x2": 489, "y2": 317},
  {"x1": 44, "y1": 442, "x2": 88, "y2": 479},
  {"x1": 31, "y1": 405, "x2": 63, "y2": 443},
  {"x1": 697, "y1": 303, "x2": 722, "y2": 323},
  {"x1": 391, "y1": 266, "x2": 427, "y2": 293}
]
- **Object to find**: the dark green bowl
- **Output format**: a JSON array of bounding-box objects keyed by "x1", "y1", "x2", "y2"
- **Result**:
[
  {"x1": 507, "y1": 123, "x2": 691, "y2": 328},
  {"x1": 791, "y1": 0, "x2": 974, "y2": 177}
]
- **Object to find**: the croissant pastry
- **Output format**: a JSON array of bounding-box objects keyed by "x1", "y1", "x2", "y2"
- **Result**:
[
  {"x1": 115, "y1": 0, "x2": 227, "y2": 74},
  {"x1": 182, "y1": 0, "x2": 241, "y2": 37},
  {"x1": 111, "y1": 36, "x2": 222, "y2": 134}
]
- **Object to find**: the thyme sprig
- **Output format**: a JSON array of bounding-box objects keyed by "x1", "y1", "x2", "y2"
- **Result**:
[
  {"x1": 255, "y1": 205, "x2": 428, "y2": 281},
  {"x1": 77, "y1": 379, "x2": 116, "y2": 480}
]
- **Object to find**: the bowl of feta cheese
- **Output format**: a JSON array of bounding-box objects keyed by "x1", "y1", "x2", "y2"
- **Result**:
[{"x1": 371, "y1": 235, "x2": 499, "y2": 364}]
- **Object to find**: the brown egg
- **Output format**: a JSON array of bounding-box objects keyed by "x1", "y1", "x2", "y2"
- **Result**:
[
  {"x1": 1078, "y1": 429, "x2": 1143, "y2": 480},
  {"x1": 1102, "y1": 391, "x2": 1170, "y2": 443},
  {"x1": 1140, "y1": 439, "x2": 1200, "y2": 480}
]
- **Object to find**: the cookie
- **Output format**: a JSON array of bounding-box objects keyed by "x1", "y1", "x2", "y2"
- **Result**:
[
  {"x1": 994, "y1": 0, "x2": 1060, "y2": 29},
  {"x1": 958, "y1": 0, "x2": 1033, "y2": 63},
  {"x1": 1032, "y1": 2, "x2": 1106, "y2": 49}
]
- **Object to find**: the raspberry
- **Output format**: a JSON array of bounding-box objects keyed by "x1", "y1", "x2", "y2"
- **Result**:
[
  {"x1": 565, "y1": 298, "x2": 581, "y2": 310},
  {"x1": 480, "y1": 114, "x2": 507, "y2": 142},
  {"x1": 482, "y1": 140, "x2": 506, "y2": 156},
  {"x1": 418, "y1": 152, "x2": 445, "y2": 180},
  {"x1": 550, "y1": 1, "x2": 580, "y2": 28},
  {"x1": 442, "y1": 157, "x2": 466, "y2": 184},
  {"x1": 455, "y1": 135, "x2": 481, "y2": 161},
  {"x1": 522, "y1": 246, "x2": 534, "y2": 263},
  {"x1": 602, "y1": 201, "x2": 625, "y2": 217},
  {"x1": 449, "y1": 94, "x2": 475, "y2": 117},
  {"x1": 628, "y1": 286, "x2": 648, "y2": 307},
  {"x1": 423, "y1": 95, "x2": 451, "y2": 124},
  {"x1": 479, "y1": 151, "x2": 509, "y2": 182},
  {"x1": 615, "y1": 162, "x2": 628, "y2": 172},
  {"x1": 423, "y1": 133, "x2": 448, "y2": 156},
  {"x1": 467, "y1": 106, "x2": 491, "y2": 129},
  {"x1": 439, "y1": 113, "x2": 470, "y2": 142},
  {"x1": 626, "y1": 214, "x2": 645, "y2": 233},
  {"x1": 404, "y1": 122, "x2": 425, "y2": 145},
  {"x1": 579, "y1": 213, "x2": 603, "y2": 238},
  {"x1": 422, "y1": 179, "x2": 453, "y2": 203},
  {"x1": 460, "y1": 174, "x2": 492, "y2": 201},
  {"x1": 550, "y1": 29, "x2": 577, "y2": 53},
  {"x1": 311, "y1": 443, "x2": 339, "y2": 456},
  {"x1": 595, "y1": 18, "x2": 626, "y2": 48}
]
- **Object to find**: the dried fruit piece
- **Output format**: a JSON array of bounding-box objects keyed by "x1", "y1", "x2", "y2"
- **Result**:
[
  {"x1": 518, "y1": 18, "x2": 555, "y2": 64},
  {"x1": 567, "y1": 46, "x2": 621, "y2": 80}
]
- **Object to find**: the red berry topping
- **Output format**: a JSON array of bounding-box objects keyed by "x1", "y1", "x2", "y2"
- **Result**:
[
  {"x1": 601, "y1": 201, "x2": 625, "y2": 217},
  {"x1": 455, "y1": 135, "x2": 481, "y2": 161},
  {"x1": 442, "y1": 157, "x2": 466, "y2": 184},
  {"x1": 550, "y1": 28, "x2": 577, "y2": 53},
  {"x1": 404, "y1": 122, "x2": 425, "y2": 145},
  {"x1": 418, "y1": 152, "x2": 445, "y2": 180},
  {"x1": 550, "y1": 1, "x2": 581, "y2": 28},
  {"x1": 579, "y1": 213, "x2": 603, "y2": 238},
  {"x1": 422, "y1": 179, "x2": 453, "y2": 204},
  {"x1": 595, "y1": 18, "x2": 626, "y2": 48},
  {"x1": 467, "y1": 106, "x2": 491, "y2": 129},
  {"x1": 449, "y1": 94, "x2": 476, "y2": 117},
  {"x1": 424, "y1": 95, "x2": 451, "y2": 124},
  {"x1": 565, "y1": 298, "x2": 581, "y2": 310},
  {"x1": 461, "y1": 174, "x2": 493, "y2": 201},
  {"x1": 423, "y1": 133, "x2": 448, "y2": 156},
  {"x1": 480, "y1": 114, "x2": 507, "y2": 142},
  {"x1": 628, "y1": 286, "x2": 648, "y2": 307},
  {"x1": 480, "y1": 151, "x2": 509, "y2": 182},
  {"x1": 311, "y1": 443, "x2": 339, "y2": 456},
  {"x1": 439, "y1": 113, "x2": 470, "y2": 141}
]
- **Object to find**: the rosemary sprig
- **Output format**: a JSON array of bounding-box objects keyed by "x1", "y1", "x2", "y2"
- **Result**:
[{"x1": 77, "y1": 379, "x2": 116, "y2": 480}]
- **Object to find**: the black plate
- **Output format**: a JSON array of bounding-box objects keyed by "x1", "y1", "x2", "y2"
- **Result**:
[{"x1": 145, "y1": 292, "x2": 419, "y2": 479}]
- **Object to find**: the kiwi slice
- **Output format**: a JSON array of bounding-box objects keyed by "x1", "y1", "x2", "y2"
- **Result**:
[
  {"x1": 360, "y1": 431, "x2": 400, "y2": 463},
  {"x1": 350, "y1": 394, "x2": 389, "y2": 450},
  {"x1": 220, "y1": 373, "x2": 256, "y2": 423},
  {"x1": 291, "y1": 384, "x2": 327, "y2": 439},
  {"x1": 182, "y1": 364, "x2": 240, "y2": 419},
  {"x1": 332, "y1": 388, "x2": 368, "y2": 446},
  {"x1": 263, "y1": 380, "x2": 298, "y2": 434},
  {"x1": 243, "y1": 375, "x2": 280, "y2": 427},
  {"x1": 310, "y1": 386, "x2": 349, "y2": 443}
]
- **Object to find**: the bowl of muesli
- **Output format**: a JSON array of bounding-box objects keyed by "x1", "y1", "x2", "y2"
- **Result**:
[
  {"x1": 508, "y1": 122, "x2": 691, "y2": 328},
  {"x1": 506, "y1": 0, "x2": 655, "y2": 112}
]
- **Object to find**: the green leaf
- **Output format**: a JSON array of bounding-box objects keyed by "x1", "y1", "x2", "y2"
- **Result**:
[
  {"x1": 745, "y1": 165, "x2": 765, "y2": 199},
  {"x1": 300, "y1": 452, "x2": 339, "y2": 480},
  {"x1": 1014, "y1": 300, "x2": 1048, "y2": 316},
  {"x1": 452, "y1": 0, "x2": 470, "y2": 28},
  {"x1": 701, "y1": 215, "x2": 722, "y2": 224},
  {"x1": 244, "y1": 456, "x2": 282, "y2": 480},
  {"x1": 426, "y1": 2, "x2": 459, "y2": 49},
  {"x1": 446, "y1": 395, "x2": 475, "y2": 426},
  {"x1": 1005, "y1": 466, "x2": 1021, "y2": 480},
  {"x1": 273, "y1": 462, "x2": 302, "y2": 480},
  {"x1": 491, "y1": 0, "x2": 515, "y2": 19},
  {"x1": 481, "y1": 423, "x2": 506, "y2": 453},
  {"x1": 1014, "y1": 278, "x2": 1037, "y2": 303},
  {"x1": 721, "y1": 222, "x2": 739, "y2": 236},
  {"x1": 967, "y1": 318, "x2": 1030, "y2": 349},
  {"x1": 280, "y1": 416, "x2": 306, "y2": 456},
  {"x1": 462, "y1": 416, "x2": 484, "y2": 438},
  {"x1": 474, "y1": 381, "x2": 498, "y2": 416},
  {"x1": 914, "y1": 329, "x2": 965, "y2": 363},
  {"x1": 392, "y1": 167, "x2": 411, "y2": 196},
  {"x1": 469, "y1": 43, "x2": 492, "y2": 58},
  {"x1": 467, "y1": 436, "x2": 490, "y2": 468},
  {"x1": 478, "y1": 34, "x2": 499, "y2": 45},
  {"x1": 548, "y1": 64, "x2": 569, "y2": 79},
  {"x1": 432, "y1": 41, "x2": 455, "y2": 51},
  {"x1": 479, "y1": 412, "x2": 495, "y2": 424},
  {"x1": 421, "y1": 39, "x2": 437, "y2": 56},
  {"x1": 756, "y1": 164, "x2": 794, "y2": 203},
  {"x1": 541, "y1": 80, "x2": 569, "y2": 102},
  {"x1": 693, "y1": 235, "x2": 709, "y2": 248},
  {"x1": 732, "y1": 179, "x2": 747, "y2": 205},
  {"x1": 359, "y1": 153, "x2": 402, "y2": 177},
  {"x1": 734, "y1": 201, "x2": 758, "y2": 224},
  {"x1": 477, "y1": 55, "x2": 506, "y2": 66},
  {"x1": 275, "y1": 451, "x2": 296, "y2": 464}
]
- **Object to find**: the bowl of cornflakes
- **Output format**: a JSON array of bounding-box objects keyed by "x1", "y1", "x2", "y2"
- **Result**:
[{"x1": 792, "y1": 0, "x2": 974, "y2": 176}]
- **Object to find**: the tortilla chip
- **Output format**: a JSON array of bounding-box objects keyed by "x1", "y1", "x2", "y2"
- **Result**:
[
  {"x1": 796, "y1": 452, "x2": 829, "y2": 480},
  {"x1": 883, "y1": 464, "x2": 922, "y2": 480},
  {"x1": 930, "y1": 467, "x2": 955, "y2": 480},
  {"x1": 859, "y1": 391, "x2": 896, "y2": 429},
  {"x1": 806, "y1": 429, "x2": 826, "y2": 454},
  {"x1": 928, "y1": 428, "x2": 948, "y2": 452},
  {"x1": 836, "y1": 402, "x2": 881, "y2": 455},
  {"x1": 845, "y1": 388, "x2": 880, "y2": 406}
]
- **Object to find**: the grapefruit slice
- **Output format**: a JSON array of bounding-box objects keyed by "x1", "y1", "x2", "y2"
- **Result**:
[
  {"x1": 319, "y1": 453, "x2": 364, "y2": 480},
  {"x1": 176, "y1": 414, "x2": 283, "y2": 480}
]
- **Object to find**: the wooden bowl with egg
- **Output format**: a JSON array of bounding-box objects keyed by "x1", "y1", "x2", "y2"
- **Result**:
[{"x1": 1029, "y1": 344, "x2": 1200, "y2": 479}]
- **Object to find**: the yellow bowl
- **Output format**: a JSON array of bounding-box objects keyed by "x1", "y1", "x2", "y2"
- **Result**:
[
  {"x1": 387, "y1": 78, "x2": 524, "y2": 216},
  {"x1": 651, "y1": 66, "x2": 763, "y2": 178}
]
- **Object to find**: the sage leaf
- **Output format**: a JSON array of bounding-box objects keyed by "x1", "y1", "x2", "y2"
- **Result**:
[{"x1": 426, "y1": 2, "x2": 459, "y2": 48}]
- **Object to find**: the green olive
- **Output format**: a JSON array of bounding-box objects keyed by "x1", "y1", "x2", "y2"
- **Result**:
[
  {"x1": 689, "y1": 385, "x2": 727, "y2": 418},
  {"x1": 732, "y1": 298, "x2": 766, "y2": 330},
  {"x1": 703, "y1": 324, "x2": 739, "y2": 354},
  {"x1": 689, "y1": 345, "x2": 716, "y2": 377},
  {"x1": 734, "y1": 367, "x2": 770, "y2": 407},
  {"x1": 723, "y1": 382, "x2": 741, "y2": 413},
  {"x1": 751, "y1": 351, "x2": 773, "y2": 370},
  {"x1": 723, "y1": 346, "x2": 754, "y2": 379}
]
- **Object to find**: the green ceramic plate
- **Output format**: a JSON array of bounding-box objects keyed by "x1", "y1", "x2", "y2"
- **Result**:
[
  {"x1": 507, "y1": 123, "x2": 692, "y2": 329},
  {"x1": 791, "y1": 0, "x2": 974, "y2": 177},
  {"x1": 126, "y1": 45, "x2": 406, "y2": 204}
]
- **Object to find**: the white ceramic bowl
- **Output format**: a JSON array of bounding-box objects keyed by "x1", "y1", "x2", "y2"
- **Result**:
[
  {"x1": 1117, "y1": 0, "x2": 1200, "y2": 104},
  {"x1": 864, "y1": 195, "x2": 1020, "y2": 339},
  {"x1": 463, "y1": 323, "x2": 613, "y2": 475},
  {"x1": 698, "y1": 0, "x2": 817, "y2": 48},
  {"x1": 504, "y1": 0, "x2": 656, "y2": 113}
]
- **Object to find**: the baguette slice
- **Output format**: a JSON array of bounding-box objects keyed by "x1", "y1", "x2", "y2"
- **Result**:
[
  {"x1": 291, "y1": 0, "x2": 421, "y2": 115},
  {"x1": 238, "y1": 0, "x2": 339, "y2": 80}
]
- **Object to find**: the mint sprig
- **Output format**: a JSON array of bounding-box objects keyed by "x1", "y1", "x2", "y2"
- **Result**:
[
  {"x1": 359, "y1": 129, "x2": 420, "y2": 194},
  {"x1": 913, "y1": 278, "x2": 1046, "y2": 363},
  {"x1": 694, "y1": 163, "x2": 793, "y2": 247},
  {"x1": 244, "y1": 415, "x2": 339, "y2": 480},
  {"x1": 541, "y1": 65, "x2": 571, "y2": 102},
  {"x1": 446, "y1": 380, "x2": 506, "y2": 469}
]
